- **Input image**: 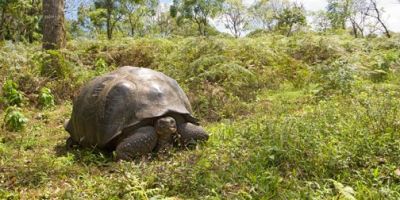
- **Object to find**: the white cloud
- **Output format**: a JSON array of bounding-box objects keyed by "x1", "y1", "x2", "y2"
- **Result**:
[{"x1": 382, "y1": 0, "x2": 400, "y2": 32}]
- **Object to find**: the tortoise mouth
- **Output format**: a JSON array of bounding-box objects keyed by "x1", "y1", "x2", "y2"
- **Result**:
[
  {"x1": 169, "y1": 127, "x2": 177, "y2": 133},
  {"x1": 156, "y1": 126, "x2": 177, "y2": 135},
  {"x1": 155, "y1": 116, "x2": 177, "y2": 136}
]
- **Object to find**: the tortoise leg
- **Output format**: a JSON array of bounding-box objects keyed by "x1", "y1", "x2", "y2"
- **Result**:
[
  {"x1": 177, "y1": 123, "x2": 209, "y2": 147},
  {"x1": 66, "y1": 137, "x2": 79, "y2": 149},
  {"x1": 115, "y1": 126, "x2": 158, "y2": 161}
]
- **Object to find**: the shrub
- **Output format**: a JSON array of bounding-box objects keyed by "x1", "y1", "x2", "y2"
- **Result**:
[
  {"x1": 3, "y1": 106, "x2": 28, "y2": 132},
  {"x1": 40, "y1": 50, "x2": 71, "y2": 79},
  {"x1": 1, "y1": 79, "x2": 24, "y2": 107},
  {"x1": 367, "y1": 50, "x2": 399, "y2": 83},
  {"x1": 288, "y1": 34, "x2": 346, "y2": 64},
  {"x1": 38, "y1": 87, "x2": 55, "y2": 109},
  {"x1": 313, "y1": 59, "x2": 356, "y2": 98}
]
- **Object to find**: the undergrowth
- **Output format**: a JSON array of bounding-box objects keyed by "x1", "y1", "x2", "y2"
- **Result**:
[{"x1": 1, "y1": 32, "x2": 400, "y2": 199}]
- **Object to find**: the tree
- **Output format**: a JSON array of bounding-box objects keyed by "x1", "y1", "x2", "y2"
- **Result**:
[
  {"x1": 220, "y1": 0, "x2": 249, "y2": 37},
  {"x1": 249, "y1": 0, "x2": 306, "y2": 36},
  {"x1": 42, "y1": 0, "x2": 66, "y2": 49},
  {"x1": 121, "y1": 0, "x2": 157, "y2": 37},
  {"x1": 326, "y1": 0, "x2": 351, "y2": 29},
  {"x1": 311, "y1": 11, "x2": 331, "y2": 32},
  {"x1": 171, "y1": 0, "x2": 224, "y2": 36},
  {"x1": 348, "y1": 0, "x2": 370, "y2": 37},
  {"x1": 152, "y1": 5, "x2": 177, "y2": 36},
  {"x1": 68, "y1": 0, "x2": 161, "y2": 38},
  {"x1": 249, "y1": 0, "x2": 281, "y2": 31},
  {"x1": 322, "y1": 0, "x2": 390, "y2": 38},
  {"x1": 67, "y1": 3, "x2": 91, "y2": 38},
  {"x1": 275, "y1": 2, "x2": 306, "y2": 36},
  {"x1": 0, "y1": 0, "x2": 42, "y2": 42},
  {"x1": 92, "y1": 0, "x2": 124, "y2": 39},
  {"x1": 42, "y1": 0, "x2": 67, "y2": 79},
  {"x1": 368, "y1": 0, "x2": 391, "y2": 38}
]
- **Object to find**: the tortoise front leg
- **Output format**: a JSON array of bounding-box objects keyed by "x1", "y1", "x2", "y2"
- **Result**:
[
  {"x1": 115, "y1": 126, "x2": 158, "y2": 161},
  {"x1": 66, "y1": 137, "x2": 79, "y2": 149},
  {"x1": 176, "y1": 123, "x2": 209, "y2": 147}
]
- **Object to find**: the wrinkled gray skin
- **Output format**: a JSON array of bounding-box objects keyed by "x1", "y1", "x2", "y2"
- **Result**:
[{"x1": 65, "y1": 66, "x2": 209, "y2": 161}]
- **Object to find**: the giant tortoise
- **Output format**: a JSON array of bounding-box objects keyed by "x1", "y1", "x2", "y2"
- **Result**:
[{"x1": 64, "y1": 66, "x2": 209, "y2": 160}]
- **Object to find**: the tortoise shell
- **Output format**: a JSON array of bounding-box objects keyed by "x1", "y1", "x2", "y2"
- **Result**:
[{"x1": 65, "y1": 66, "x2": 197, "y2": 148}]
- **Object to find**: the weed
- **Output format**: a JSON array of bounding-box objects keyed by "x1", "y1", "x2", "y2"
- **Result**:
[
  {"x1": 38, "y1": 87, "x2": 55, "y2": 109},
  {"x1": 1, "y1": 79, "x2": 24, "y2": 107},
  {"x1": 3, "y1": 106, "x2": 28, "y2": 132}
]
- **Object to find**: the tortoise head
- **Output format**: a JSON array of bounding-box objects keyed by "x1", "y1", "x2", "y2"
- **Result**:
[{"x1": 155, "y1": 116, "x2": 177, "y2": 137}]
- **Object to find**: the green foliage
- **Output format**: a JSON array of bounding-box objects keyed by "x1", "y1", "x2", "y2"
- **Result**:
[
  {"x1": 38, "y1": 87, "x2": 55, "y2": 109},
  {"x1": 220, "y1": 0, "x2": 249, "y2": 38},
  {"x1": 1, "y1": 79, "x2": 24, "y2": 107},
  {"x1": 367, "y1": 50, "x2": 399, "y2": 82},
  {"x1": 331, "y1": 179, "x2": 356, "y2": 200},
  {"x1": 0, "y1": 33, "x2": 400, "y2": 199},
  {"x1": 0, "y1": 189, "x2": 18, "y2": 200},
  {"x1": 72, "y1": 0, "x2": 160, "y2": 39},
  {"x1": 249, "y1": 0, "x2": 307, "y2": 36},
  {"x1": 275, "y1": 2, "x2": 307, "y2": 36},
  {"x1": 313, "y1": 59, "x2": 356, "y2": 98},
  {"x1": 40, "y1": 50, "x2": 71, "y2": 79},
  {"x1": 172, "y1": 0, "x2": 224, "y2": 36},
  {"x1": 3, "y1": 106, "x2": 28, "y2": 132},
  {"x1": 326, "y1": 0, "x2": 351, "y2": 29},
  {"x1": 94, "y1": 57, "x2": 108, "y2": 75},
  {"x1": 0, "y1": 0, "x2": 42, "y2": 42}
]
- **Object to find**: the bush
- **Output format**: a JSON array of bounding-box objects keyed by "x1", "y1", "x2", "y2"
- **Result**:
[
  {"x1": 40, "y1": 50, "x2": 71, "y2": 79},
  {"x1": 38, "y1": 87, "x2": 55, "y2": 109},
  {"x1": 367, "y1": 50, "x2": 399, "y2": 83},
  {"x1": 312, "y1": 59, "x2": 356, "y2": 98},
  {"x1": 1, "y1": 79, "x2": 24, "y2": 107}
]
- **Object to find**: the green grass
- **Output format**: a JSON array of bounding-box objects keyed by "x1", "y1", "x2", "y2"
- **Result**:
[
  {"x1": 1, "y1": 81, "x2": 400, "y2": 199},
  {"x1": 1, "y1": 33, "x2": 400, "y2": 199}
]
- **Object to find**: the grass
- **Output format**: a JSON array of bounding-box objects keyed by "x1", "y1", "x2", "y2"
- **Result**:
[
  {"x1": 1, "y1": 81, "x2": 400, "y2": 199},
  {"x1": 1, "y1": 33, "x2": 400, "y2": 199}
]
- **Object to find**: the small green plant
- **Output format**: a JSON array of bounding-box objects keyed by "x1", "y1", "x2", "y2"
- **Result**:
[
  {"x1": 1, "y1": 79, "x2": 24, "y2": 106},
  {"x1": 93, "y1": 57, "x2": 111, "y2": 76},
  {"x1": 38, "y1": 87, "x2": 55, "y2": 109},
  {"x1": 3, "y1": 106, "x2": 28, "y2": 132},
  {"x1": 95, "y1": 58, "x2": 107, "y2": 70}
]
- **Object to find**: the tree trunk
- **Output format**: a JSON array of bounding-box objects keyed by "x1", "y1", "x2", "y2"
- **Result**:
[
  {"x1": 42, "y1": 0, "x2": 67, "y2": 79},
  {"x1": 350, "y1": 21, "x2": 358, "y2": 38},
  {"x1": 286, "y1": 23, "x2": 293, "y2": 37},
  {"x1": 128, "y1": 16, "x2": 135, "y2": 36},
  {"x1": 106, "y1": 0, "x2": 113, "y2": 40},
  {"x1": 0, "y1": 6, "x2": 7, "y2": 40},
  {"x1": 42, "y1": 0, "x2": 66, "y2": 50}
]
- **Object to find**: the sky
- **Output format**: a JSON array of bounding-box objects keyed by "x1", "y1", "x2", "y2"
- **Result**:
[
  {"x1": 214, "y1": 0, "x2": 400, "y2": 33},
  {"x1": 66, "y1": 0, "x2": 400, "y2": 33},
  {"x1": 297, "y1": 0, "x2": 400, "y2": 32}
]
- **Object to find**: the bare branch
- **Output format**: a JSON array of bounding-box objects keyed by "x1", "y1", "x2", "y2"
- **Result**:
[{"x1": 369, "y1": 0, "x2": 391, "y2": 38}]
